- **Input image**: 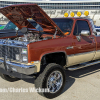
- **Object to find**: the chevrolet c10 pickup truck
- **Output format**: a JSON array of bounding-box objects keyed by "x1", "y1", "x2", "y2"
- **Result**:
[{"x1": 0, "y1": 4, "x2": 99, "y2": 98}]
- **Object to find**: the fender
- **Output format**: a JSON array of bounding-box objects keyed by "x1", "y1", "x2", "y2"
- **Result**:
[{"x1": 39, "y1": 50, "x2": 67, "y2": 61}]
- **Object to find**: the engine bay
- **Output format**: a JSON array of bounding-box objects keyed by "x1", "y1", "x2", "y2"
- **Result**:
[
  {"x1": 0, "y1": 31, "x2": 53, "y2": 47},
  {"x1": 14, "y1": 33, "x2": 42, "y2": 42},
  {"x1": 14, "y1": 32, "x2": 54, "y2": 43}
]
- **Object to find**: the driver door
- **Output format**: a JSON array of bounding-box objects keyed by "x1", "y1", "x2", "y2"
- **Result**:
[{"x1": 72, "y1": 19, "x2": 96, "y2": 65}]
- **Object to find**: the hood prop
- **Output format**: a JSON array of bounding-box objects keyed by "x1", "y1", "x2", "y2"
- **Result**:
[{"x1": 53, "y1": 27, "x2": 58, "y2": 38}]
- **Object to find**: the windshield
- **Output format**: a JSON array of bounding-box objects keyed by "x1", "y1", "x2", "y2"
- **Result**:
[
  {"x1": 4, "y1": 21, "x2": 17, "y2": 30},
  {"x1": 53, "y1": 18, "x2": 73, "y2": 34},
  {"x1": 35, "y1": 18, "x2": 73, "y2": 35}
]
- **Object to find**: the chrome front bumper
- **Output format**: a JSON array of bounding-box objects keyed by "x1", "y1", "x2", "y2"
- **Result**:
[{"x1": 0, "y1": 59, "x2": 37, "y2": 75}]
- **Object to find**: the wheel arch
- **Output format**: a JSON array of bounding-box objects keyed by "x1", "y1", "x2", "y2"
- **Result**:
[{"x1": 39, "y1": 51, "x2": 67, "y2": 71}]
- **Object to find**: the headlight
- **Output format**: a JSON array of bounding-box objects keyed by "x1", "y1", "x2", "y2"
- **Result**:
[
  {"x1": 22, "y1": 56, "x2": 27, "y2": 62},
  {"x1": 16, "y1": 48, "x2": 28, "y2": 62},
  {"x1": 22, "y1": 49, "x2": 27, "y2": 54}
]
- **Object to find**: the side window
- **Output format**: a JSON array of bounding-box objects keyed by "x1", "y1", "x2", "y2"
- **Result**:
[{"x1": 73, "y1": 20, "x2": 90, "y2": 35}]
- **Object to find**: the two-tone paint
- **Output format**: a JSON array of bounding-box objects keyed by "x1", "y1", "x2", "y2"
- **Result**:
[{"x1": 0, "y1": 4, "x2": 100, "y2": 73}]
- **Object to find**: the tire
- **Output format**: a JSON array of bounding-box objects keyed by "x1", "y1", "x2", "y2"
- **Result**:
[
  {"x1": 0, "y1": 74, "x2": 19, "y2": 82},
  {"x1": 35, "y1": 63, "x2": 66, "y2": 99}
]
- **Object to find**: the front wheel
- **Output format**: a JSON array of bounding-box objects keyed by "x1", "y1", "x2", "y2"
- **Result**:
[{"x1": 35, "y1": 63, "x2": 66, "y2": 99}]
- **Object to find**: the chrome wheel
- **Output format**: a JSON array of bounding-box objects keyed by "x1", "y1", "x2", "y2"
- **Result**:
[
  {"x1": 35, "y1": 63, "x2": 66, "y2": 98},
  {"x1": 47, "y1": 71, "x2": 63, "y2": 93}
]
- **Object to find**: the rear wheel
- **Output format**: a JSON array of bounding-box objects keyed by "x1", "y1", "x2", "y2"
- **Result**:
[
  {"x1": 35, "y1": 63, "x2": 66, "y2": 99},
  {"x1": 0, "y1": 74, "x2": 19, "y2": 82}
]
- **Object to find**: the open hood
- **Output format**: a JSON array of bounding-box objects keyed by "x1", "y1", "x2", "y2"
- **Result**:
[
  {"x1": 0, "y1": 4, "x2": 64, "y2": 35},
  {"x1": 0, "y1": 4, "x2": 36, "y2": 30}
]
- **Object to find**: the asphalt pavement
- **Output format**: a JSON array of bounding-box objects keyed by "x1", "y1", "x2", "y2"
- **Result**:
[{"x1": 0, "y1": 64, "x2": 100, "y2": 100}]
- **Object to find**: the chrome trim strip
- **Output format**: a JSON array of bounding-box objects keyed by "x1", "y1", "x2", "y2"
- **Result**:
[
  {"x1": 6, "y1": 61, "x2": 34, "y2": 68},
  {"x1": 68, "y1": 60, "x2": 100, "y2": 71},
  {"x1": 66, "y1": 46, "x2": 73, "y2": 49},
  {"x1": 0, "y1": 39, "x2": 29, "y2": 47},
  {"x1": 0, "y1": 44, "x2": 27, "y2": 48}
]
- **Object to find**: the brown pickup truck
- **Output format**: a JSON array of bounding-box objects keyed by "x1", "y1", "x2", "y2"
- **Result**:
[{"x1": 0, "y1": 4, "x2": 99, "y2": 98}]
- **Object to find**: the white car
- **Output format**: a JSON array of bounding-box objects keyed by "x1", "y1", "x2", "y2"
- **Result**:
[{"x1": 95, "y1": 28, "x2": 100, "y2": 35}]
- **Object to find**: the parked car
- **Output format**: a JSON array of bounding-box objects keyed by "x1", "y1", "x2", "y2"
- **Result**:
[
  {"x1": 0, "y1": 25, "x2": 5, "y2": 29},
  {"x1": 95, "y1": 28, "x2": 100, "y2": 35},
  {"x1": 0, "y1": 4, "x2": 99, "y2": 99},
  {"x1": 0, "y1": 19, "x2": 37, "y2": 38}
]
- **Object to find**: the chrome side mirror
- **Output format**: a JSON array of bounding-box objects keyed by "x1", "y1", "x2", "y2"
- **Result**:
[{"x1": 80, "y1": 30, "x2": 90, "y2": 36}]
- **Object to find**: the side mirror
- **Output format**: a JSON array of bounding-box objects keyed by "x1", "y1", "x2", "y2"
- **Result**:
[{"x1": 80, "y1": 30, "x2": 90, "y2": 36}]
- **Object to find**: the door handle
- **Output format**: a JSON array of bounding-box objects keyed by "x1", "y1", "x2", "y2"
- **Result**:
[{"x1": 89, "y1": 37, "x2": 94, "y2": 39}]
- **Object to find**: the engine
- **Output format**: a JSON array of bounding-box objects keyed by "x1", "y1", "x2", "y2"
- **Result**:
[{"x1": 14, "y1": 33, "x2": 42, "y2": 42}]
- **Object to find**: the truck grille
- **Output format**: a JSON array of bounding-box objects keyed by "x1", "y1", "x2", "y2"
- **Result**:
[{"x1": 0, "y1": 45, "x2": 21, "y2": 61}]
